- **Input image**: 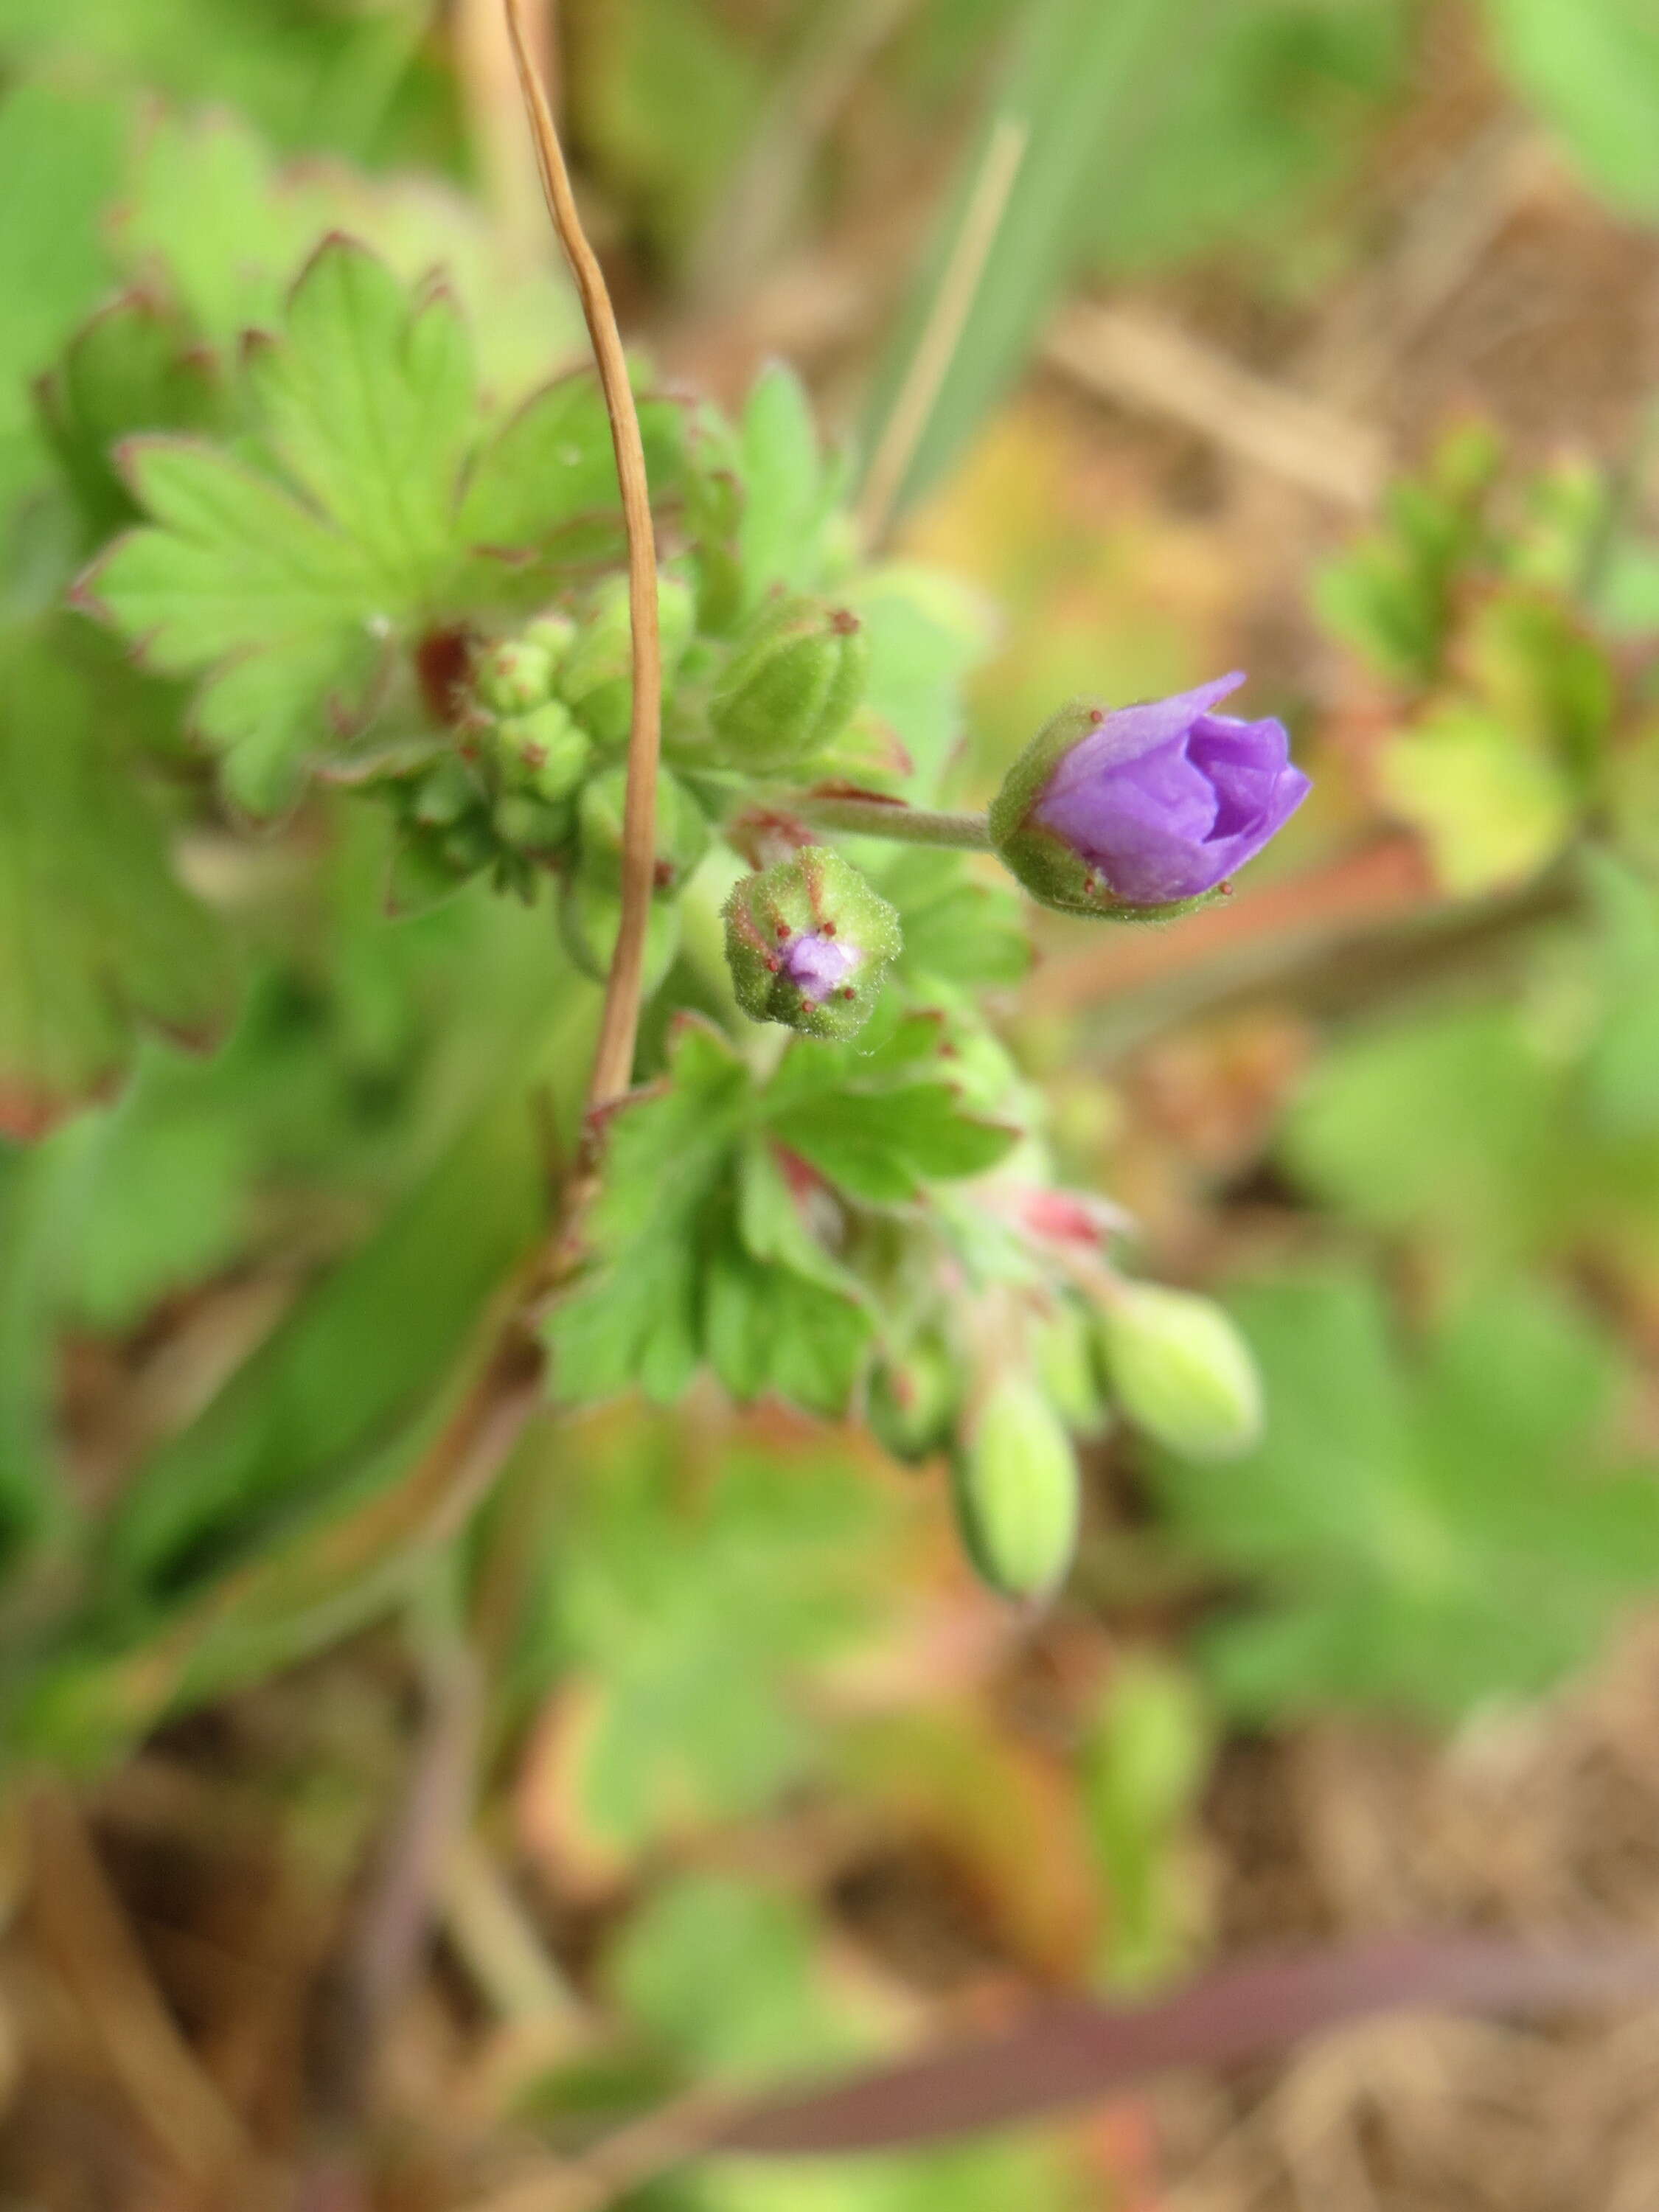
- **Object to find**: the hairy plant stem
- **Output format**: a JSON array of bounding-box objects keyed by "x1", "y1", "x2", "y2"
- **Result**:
[
  {"x1": 790, "y1": 794, "x2": 993, "y2": 849},
  {"x1": 504, "y1": 0, "x2": 661, "y2": 1119}
]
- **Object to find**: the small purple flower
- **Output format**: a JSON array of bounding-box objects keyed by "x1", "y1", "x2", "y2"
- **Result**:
[
  {"x1": 990, "y1": 674, "x2": 1311, "y2": 917},
  {"x1": 780, "y1": 931, "x2": 857, "y2": 1001}
]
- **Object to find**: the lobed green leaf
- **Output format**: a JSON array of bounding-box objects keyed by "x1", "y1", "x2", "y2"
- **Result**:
[{"x1": 0, "y1": 625, "x2": 237, "y2": 1141}]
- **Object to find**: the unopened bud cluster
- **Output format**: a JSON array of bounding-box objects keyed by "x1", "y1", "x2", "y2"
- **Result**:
[
  {"x1": 369, "y1": 394, "x2": 1288, "y2": 1607},
  {"x1": 387, "y1": 578, "x2": 883, "y2": 1003}
]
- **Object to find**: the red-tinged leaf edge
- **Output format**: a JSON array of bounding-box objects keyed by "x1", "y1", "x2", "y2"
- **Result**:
[
  {"x1": 806, "y1": 780, "x2": 913, "y2": 807},
  {"x1": 282, "y1": 227, "x2": 390, "y2": 313},
  {"x1": 451, "y1": 359, "x2": 689, "y2": 504},
  {"x1": 451, "y1": 358, "x2": 602, "y2": 509},
  {"x1": 71, "y1": 509, "x2": 403, "y2": 830},
  {"x1": 33, "y1": 286, "x2": 224, "y2": 430},
  {"x1": 232, "y1": 242, "x2": 465, "y2": 381},
  {"x1": 66, "y1": 432, "x2": 226, "y2": 646},
  {"x1": 463, "y1": 518, "x2": 633, "y2": 572},
  {"x1": 0, "y1": 970, "x2": 233, "y2": 1143},
  {"x1": 65, "y1": 540, "x2": 132, "y2": 635},
  {"x1": 0, "y1": 1074, "x2": 120, "y2": 1144},
  {"x1": 706, "y1": 1935, "x2": 1659, "y2": 2157}
]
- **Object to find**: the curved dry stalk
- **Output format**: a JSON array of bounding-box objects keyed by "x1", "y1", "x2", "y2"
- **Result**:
[
  {"x1": 504, "y1": 0, "x2": 661, "y2": 1115},
  {"x1": 25, "y1": 1785, "x2": 253, "y2": 2187}
]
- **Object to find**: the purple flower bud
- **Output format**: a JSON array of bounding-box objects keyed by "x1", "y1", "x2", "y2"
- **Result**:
[
  {"x1": 990, "y1": 674, "x2": 1311, "y2": 918},
  {"x1": 723, "y1": 847, "x2": 900, "y2": 1038}
]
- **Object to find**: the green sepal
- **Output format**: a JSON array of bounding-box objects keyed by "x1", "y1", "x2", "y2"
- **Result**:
[
  {"x1": 1034, "y1": 1295, "x2": 1110, "y2": 1437},
  {"x1": 706, "y1": 597, "x2": 869, "y2": 772},
  {"x1": 386, "y1": 819, "x2": 490, "y2": 917},
  {"x1": 408, "y1": 753, "x2": 481, "y2": 830},
  {"x1": 493, "y1": 790, "x2": 571, "y2": 856},
  {"x1": 438, "y1": 815, "x2": 498, "y2": 875},
  {"x1": 521, "y1": 610, "x2": 578, "y2": 669}
]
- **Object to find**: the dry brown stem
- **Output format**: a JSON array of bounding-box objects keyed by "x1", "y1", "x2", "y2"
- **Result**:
[
  {"x1": 504, "y1": 0, "x2": 662, "y2": 1116},
  {"x1": 24, "y1": 1785, "x2": 252, "y2": 2189},
  {"x1": 1045, "y1": 302, "x2": 1388, "y2": 512}
]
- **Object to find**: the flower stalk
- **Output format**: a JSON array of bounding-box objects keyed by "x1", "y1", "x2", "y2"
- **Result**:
[{"x1": 790, "y1": 794, "x2": 994, "y2": 849}]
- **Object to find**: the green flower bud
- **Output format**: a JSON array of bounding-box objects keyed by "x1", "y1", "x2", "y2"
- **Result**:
[
  {"x1": 408, "y1": 754, "x2": 479, "y2": 830},
  {"x1": 493, "y1": 791, "x2": 571, "y2": 856},
  {"x1": 722, "y1": 846, "x2": 900, "y2": 1040},
  {"x1": 1033, "y1": 1298, "x2": 1109, "y2": 1438},
  {"x1": 868, "y1": 1335, "x2": 961, "y2": 1464},
  {"x1": 475, "y1": 636, "x2": 557, "y2": 716},
  {"x1": 707, "y1": 597, "x2": 868, "y2": 771},
  {"x1": 558, "y1": 872, "x2": 681, "y2": 994},
  {"x1": 388, "y1": 827, "x2": 468, "y2": 917},
  {"x1": 495, "y1": 700, "x2": 591, "y2": 803},
  {"x1": 521, "y1": 610, "x2": 578, "y2": 672},
  {"x1": 577, "y1": 764, "x2": 710, "y2": 894},
  {"x1": 439, "y1": 815, "x2": 497, "y2": 875},
  {"x1": 1096, "y1": 1282, "x2": 1262, "y2": 1459},
  {"x1": 560, "y1": 573, "x2": 697, "y2": 746},
  {"x1": 951, "y1": 1372, "x2": 1080, "y2": 1601}
]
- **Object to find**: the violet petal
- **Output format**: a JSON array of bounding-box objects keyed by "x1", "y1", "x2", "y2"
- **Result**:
[{"x1": 782, "y1": 933, "x2": 857, "y2": 1001}]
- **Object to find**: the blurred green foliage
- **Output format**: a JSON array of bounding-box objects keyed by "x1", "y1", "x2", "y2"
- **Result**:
[
  {"x1": 1318, "y1": 428, "x2": 1658, "y2": 894},
  {"x1": 1482, "y1": 0, "x2": 1659, "y2": 217},
  {"x1": 515, "y1": 1422, "x2": 899, "y2": 1855},
  {"x1": 862, "y1": 0, "x2": 1412, "y2": 516},
  {"x1": 1154, "y1": 1272, "x2": 1659, "y2": 1719},
  {"x1": 1284, "y1": 867, "x2": 1659, "y2": 1276},
  {"x1": 0, "y1": 0, "x2": 455, "y2": 166}
]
